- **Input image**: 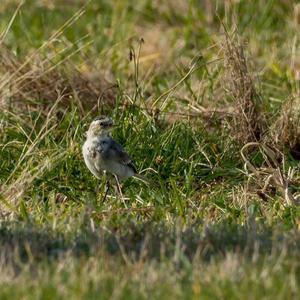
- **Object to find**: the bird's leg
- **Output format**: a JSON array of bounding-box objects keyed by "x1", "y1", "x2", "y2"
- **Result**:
[
  {"x1": 101, "y1": 180, "x2": 110, "y2": 203},
  {"x1": 114, "y1": 174, "x2": 127, "y2": 208},
  {"x1": 98, "y1": 171, "x2": 109, "y2": 204}
]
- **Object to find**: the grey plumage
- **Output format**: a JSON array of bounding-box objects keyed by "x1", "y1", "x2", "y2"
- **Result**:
[
  {"x1": 82, "y1": 116, "x2": 147, "y2": 183},
  {"x1": 92, "y1": 134, "x2": 136, "y2": 179}
]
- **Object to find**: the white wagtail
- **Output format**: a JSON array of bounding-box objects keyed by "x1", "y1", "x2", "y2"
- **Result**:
[{"x1": 82, "y1": 116, "x2": 148, "y2": 203}]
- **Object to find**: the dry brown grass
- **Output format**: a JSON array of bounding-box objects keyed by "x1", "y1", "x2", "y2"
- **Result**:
[
  {"x1": 223, "y1": 31, "x2": 266, "y2": 145},
  {"x1": 221, "y1": 30, "x2": 300, "y2": 205},
  {"x1": 241, "y1": 142, "x2": 299, "y2": 205},
  {"x1": 271, "y1": 98, "x2": 300, "y2": 160},
  {"x1": 0, "y1": 45, "x2": 116, "y2": 115}
]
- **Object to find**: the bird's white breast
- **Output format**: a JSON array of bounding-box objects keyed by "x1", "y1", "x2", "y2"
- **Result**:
[{"x1": 82, "y1": 138, "x2": 103, "y2": 178}]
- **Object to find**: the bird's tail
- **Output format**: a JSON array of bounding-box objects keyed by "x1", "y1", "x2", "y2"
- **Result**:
[{"x1": 133, "y1": 173, "x2": 151, "y2": 185}]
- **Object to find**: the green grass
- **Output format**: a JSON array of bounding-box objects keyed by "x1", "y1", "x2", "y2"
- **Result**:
[{"x1": 0, "y1": 0, "x2": 300, "y2": 299}]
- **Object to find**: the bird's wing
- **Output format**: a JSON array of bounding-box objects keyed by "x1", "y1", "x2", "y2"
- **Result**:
[{"x1": 109, "y1": 139, "x2": 137, "y2": 173}]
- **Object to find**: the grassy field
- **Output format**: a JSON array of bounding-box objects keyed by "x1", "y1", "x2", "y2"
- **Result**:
[{"x1": 0, "y1": 0, "x2": 300, "y2": 299}]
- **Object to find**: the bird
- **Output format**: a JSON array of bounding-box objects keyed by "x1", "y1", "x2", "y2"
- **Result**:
[{"x1": 82, "y1": 116, "x2": 148, "y2": 204}]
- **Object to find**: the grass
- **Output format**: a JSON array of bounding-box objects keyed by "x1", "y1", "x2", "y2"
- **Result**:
[{"x1": 0, "y1": 0, "x2": 300, "y2": 299}]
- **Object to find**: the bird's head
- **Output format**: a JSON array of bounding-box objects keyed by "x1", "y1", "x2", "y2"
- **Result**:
[{"x1": 87, "y1": 116, "x2": 114, "y2": 137}]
